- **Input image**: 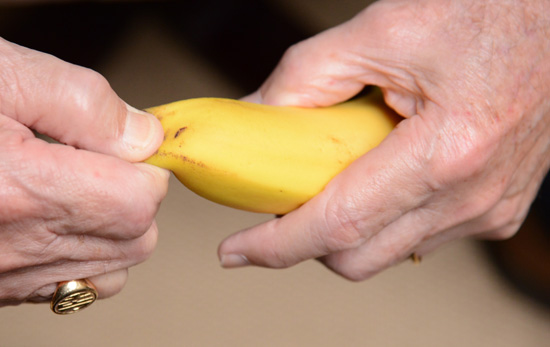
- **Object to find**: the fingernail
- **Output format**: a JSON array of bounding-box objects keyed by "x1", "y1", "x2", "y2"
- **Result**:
[
  {"x1": 122, "y1": 104, "x2": 162, "y2": 158},
  {"x1": 220, "y1": 254, "x2": 250, "y2": 268}
]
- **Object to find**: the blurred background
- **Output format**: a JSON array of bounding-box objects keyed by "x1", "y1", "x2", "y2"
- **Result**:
[{"x1": 0, "y1": 1, "x2": 549, "y2": 346}]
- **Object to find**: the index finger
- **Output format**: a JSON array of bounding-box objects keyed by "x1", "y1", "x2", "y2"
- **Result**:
[
  {"x1": 217, "y1": 121, "x2": 430, "y2": 269},
  {"x1": 3, "y1": 134, "x2": 169, "y2": 240}
]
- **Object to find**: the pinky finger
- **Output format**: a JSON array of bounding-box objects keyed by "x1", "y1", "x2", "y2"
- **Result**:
[{"x1": 88, "y1": 268, "x2": 129, "y2": 300}]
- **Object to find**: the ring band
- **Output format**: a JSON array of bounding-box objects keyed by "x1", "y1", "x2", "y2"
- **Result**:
[
  {"x1": 50, "y1": 279, "x2": 98, "y2": 315},
  {"x1": 410, "y1": 253, "x2": 422, "y2": 264}
]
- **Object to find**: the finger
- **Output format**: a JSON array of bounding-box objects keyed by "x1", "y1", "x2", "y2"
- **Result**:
[
  {"x1": 0, "y1": 37, "x2": 163, "y2": 162},
  {"x1": 218, "y1": 120, "x2": 431, "y2": 269},
  {"x1": 89, "y1": 268, "x2": 129, "y2": 299},
  {"x1": 318, "y1": 202, "x2": 440, "y2": 281},
  {"x1": 316, "y1": 186, "x2": 518, "y2": 280},
  {"x1": 55, "y1": 220, "x2": 160, "y2": 271},
  {"x1": 317, "y1": 204, "x2": 490, "y2": 281},
  {"x1": 0, "y1": 133, "x2": 169, "y2": 242},
  {"x1": 320, "y1": 172, "x2": 544, "y2": 281},
  {"x1": 26, "y1": 269, "x2": 128, "y2": 303},
  {"x1": 0, "y1": 112, "x2": 35, "y2": 140},
  {"x1": 2, "y1": 221, "x2": 158, "y2": 303}
]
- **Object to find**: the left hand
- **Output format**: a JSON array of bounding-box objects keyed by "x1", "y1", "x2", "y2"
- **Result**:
[{"x1": 0, "y1": 38, "x2": 168, "y2": 305}]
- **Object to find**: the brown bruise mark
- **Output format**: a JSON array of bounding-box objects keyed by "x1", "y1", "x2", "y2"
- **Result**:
[
  {"x1": 181, "y1": 155, "x2": 206, "y2": 168},
  {"x1": 155, "y1": 151, "x2": 207, "y2": 168}
]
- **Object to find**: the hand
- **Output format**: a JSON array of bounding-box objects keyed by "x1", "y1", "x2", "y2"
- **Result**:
[
  {"x1": 0, "y1": 38, "x2": 169, "y2": 305},
  {"x1": 218, "y1": 0, "x2": 550, "y2": 280}
]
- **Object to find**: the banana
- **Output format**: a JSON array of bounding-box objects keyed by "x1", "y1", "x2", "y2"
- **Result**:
[{"x1": 145, "y1": 90, "x2": 400, "y2": 214}]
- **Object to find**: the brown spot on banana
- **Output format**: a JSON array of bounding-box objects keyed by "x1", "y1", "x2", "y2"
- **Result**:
[{"x1": 174, "y1": 127, "x2": 187, "y2": 138}]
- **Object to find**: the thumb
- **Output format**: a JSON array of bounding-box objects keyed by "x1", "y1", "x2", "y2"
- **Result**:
[
  {"x1": 0, "y1": 38, "x2": 162, "y2": 162},
  {"x1": 250, "y1": 8, "x2": 376, "y2": 108}
]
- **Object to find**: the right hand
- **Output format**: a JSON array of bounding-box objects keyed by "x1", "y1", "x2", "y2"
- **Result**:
[
  {"x1": 219, "y1": 0, "x2": 550, "y2": 280},
  {"x1": 0, "y1": 38, "x2": 169, "y2": 306}
]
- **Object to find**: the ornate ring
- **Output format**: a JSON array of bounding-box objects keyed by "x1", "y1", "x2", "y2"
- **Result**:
[{"x1": 50, "y1": 279, "x2": 98, "y2": 315}]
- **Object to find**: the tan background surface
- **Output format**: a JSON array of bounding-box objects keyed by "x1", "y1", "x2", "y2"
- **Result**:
[{"x1": 1, "y1": 1, "x2": 549, "y2": 346}]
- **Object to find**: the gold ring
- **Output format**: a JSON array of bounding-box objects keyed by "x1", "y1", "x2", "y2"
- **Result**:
[
  {"x1": 410, "y1": 253, "x2": 422, "y2": 264},
  {"x1": 50, "y1": 279, "x2": 98, "y2": 315}
]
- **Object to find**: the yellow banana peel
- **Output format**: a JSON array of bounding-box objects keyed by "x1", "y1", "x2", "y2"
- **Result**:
[{"x1": 145, "y1": 90, "x2": 400, "y2": 214}]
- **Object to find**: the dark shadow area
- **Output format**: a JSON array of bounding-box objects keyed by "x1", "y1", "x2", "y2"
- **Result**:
[
  {"x1": 159, "y1": 0, "x2": 311, "y2": 94},
  {"x1": 0, "y1": 0, "x2": 311, "y2": 94},
  {"x1": 0, "y1": 2, "x2": 131, "y2": 69},
  {"x1": 484, "y1": 173, "x2": 550, "y2": 309}
]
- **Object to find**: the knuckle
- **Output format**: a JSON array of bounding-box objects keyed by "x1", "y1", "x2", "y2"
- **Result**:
[
  {"x1": 421, "y1": 124, "x2": 515, "y2": 223},
  {"x1": 134, "y1": 196, "x2": 158, "y2": 226},
  {"x1": 264, "y1": 247, "x2": 293, "y2": 268},
  {"x1": 280, "y1": 42, "x2": 303, "y2": 67},
  {"x1": 478, "y1": 194, "x2": 528, "y2": 237},
  {"x1": 64, "y1": 67, "x2": 109, "y2": 105},
  {"x1": 429, "y1": 135, "x2": 493, "y2": 188},
  {"x1": 261, "y1": 230, "x2": 296, "y2": 268},
  {"x1": 477, "y1": 204, "x2": 527, "y2": 240},
  {"x1": 124, "y1": 206, "x2": 157, "y2": 240},
  {"x1": 423, "y1": 115, "x2": 505, "y2": 192},
  {"x1": 486, "y1": 223, "x2": 521, "y2": 240},
  {"x1": 76, "y1": 67, "x2": 111, "y2": 94},
  {"x1": 63, "y1": 67, "x2": 120, "y2": 122},
  {"x1": 339, "y1": 269, "x2": 371, "y2": 282},
  {"x1": 105, "y1": 184, "x2": 161, "y2": 240},
  {"x1": 363, "y1": 1, "x2": 436, "y2": 46},
  {"x1": 137, "y1": 226, "x2": 158, "y2": 261},
  {"x1": 330, "y1": 260, "x2": 378, "y2": 282},
  {"x1": 123, "y1": 222, "x2": 158, "y2": 265},
  {"x1": 465, "y1": 188, "x2": 508, "y2": 223},
  {"x1": 325, "y1": 221, "x2": 364, "y2": 252},
  {"x1": 322, "y1": 198, "x2": 366, "y2": 252},
  {"x1": 0, "y1": 44, "x2": 28, "y2": 117}
]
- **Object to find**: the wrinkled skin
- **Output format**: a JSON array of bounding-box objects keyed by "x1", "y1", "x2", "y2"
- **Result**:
[
  {"x1": 0, "y1": 38, "x2": 169, "y2": 305},
  {"x1": 218, "y1": 0, "x2": 550, "y2": 280}
]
